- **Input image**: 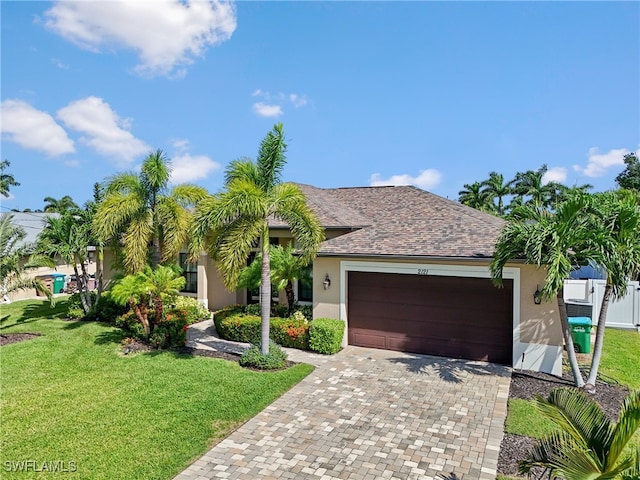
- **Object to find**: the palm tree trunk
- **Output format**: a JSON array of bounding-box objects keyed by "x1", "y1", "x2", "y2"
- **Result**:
[
  {"x1": 260, "y1": 228, "x2": 271, "y2": 355},
  {"x1": 285, "y1": 280, "x2": 295, "y2": 316},
  {"x1": 557, "y1": 292, "x2": 585, "y2": 388},
  {"x1": 96, "y1": 245, "x2": 103, "y2": 301},
  {"x1": 78, "y1": 256, "x2": 93, "y2": 312},
  {"x1": 586, "y1": 284, "x2": 611, "y2": 389},
  {"x1": 151, "y1": 234, "x2": 162, "y2": 268},
  {"x1": 130, "y1": 298, "x2": 150, "y2": 336}
]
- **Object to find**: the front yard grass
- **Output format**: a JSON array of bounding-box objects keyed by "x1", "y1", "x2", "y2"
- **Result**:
[{"x1": 0, "y1": 299, "x2": 314, "y2": 480}]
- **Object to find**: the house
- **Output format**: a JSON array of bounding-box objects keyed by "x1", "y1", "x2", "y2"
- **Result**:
[
  {"x1": 2, "y1": 212, "x2": 96, "y2": 302},
  {"x1": 161, "y1": 183, "x2": 563, "y2": 376}
]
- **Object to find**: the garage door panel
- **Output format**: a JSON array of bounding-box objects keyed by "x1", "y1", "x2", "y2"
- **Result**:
[{"x1": 347, "y1": 271, "x2": 513, "y2": 365}]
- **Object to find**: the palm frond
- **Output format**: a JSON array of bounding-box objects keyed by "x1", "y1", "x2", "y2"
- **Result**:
[
  {"x1": 607, "y1": 390, "x2": 640, "y2": 470},
  {"x1": 256, "y1": 122, "x2": 286, "y2": 192},
  {"x1": 140, "y1": 149, "x2": 171, "y2": 195},
  {"x1": 224, "y1": 158, "x2": 261, "y2": 187},
  {"x1": 122, "y1": 212, "x2": 154, "y2": 273}
]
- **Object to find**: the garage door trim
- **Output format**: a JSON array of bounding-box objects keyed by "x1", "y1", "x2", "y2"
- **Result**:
[{"x1": 338, "y1": 260, "x2": 521, "y2": 366}]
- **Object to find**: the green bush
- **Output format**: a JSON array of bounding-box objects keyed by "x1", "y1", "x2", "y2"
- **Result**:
[
  {"x1": 309, "y1": 318, "x2": 345, "y2": 354},
  {"x1": 215, "y1": 312, "x2": 261, "y2": 344},
  {"x1": 239, "y1": 341, "x2": 288, "y2": 370},
  {"x1": 149, "y1": 314, "x2": 189, "y2": 349},
  {"x1": 244, "y1": 303, "x2": 261, "y2": 316},
  {"x1": 169, "y1": 296, "x2": 210, "y2": 324},
  {"x1": 293, "y1": 304, "x2": 313, "y2": 320},
  {"x1": 86, "y1": 291, "x2": 129, "y2": 323},
  {"x1": 66, "y1": 291, "x2": 98, "y2": 320},
  {"x1": 115, "y1": 311, "x2": 147, "y2": 339},
  {"x1": 271, "y1": 317, "x2": 310, "y2": 350}
]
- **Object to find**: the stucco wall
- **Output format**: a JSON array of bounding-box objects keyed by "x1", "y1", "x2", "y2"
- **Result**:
[
  {"x1": 517, "y1": 264, "x2": 562, "y2": 346},
  {"x1": 313, "y1": 257, "x2": 342, "y2": 319},
  {"x1": 205, "y1": 255, "x2": 237, "y2": 311}
]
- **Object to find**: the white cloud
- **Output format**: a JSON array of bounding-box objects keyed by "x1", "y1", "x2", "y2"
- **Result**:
[
  {"x1": 51, "y1": 58, "x2": 69, "y2": 70},
  {"x1": 369, "y1": 169, "x2": 443, "y2": 190},
  {"x1": 170, "y1": 153, "x2": 220, "y2": 183},
  {"x1": 252, "y1": 102, "x2": 283, "y2": 118},
  {"x1": 44, "y1": 0, "x2": 237, "y2": 78},
  {"x1": 572, "y1": 147, "x2": 635, "y2": 178},
  {"x1": 542, "y1": 167, "x2": 568, "y2": 185},
  {"x1": 57, "y1": 96, "x2": 149, "y2": 164},
  {"x1": 171, "y1": 138, "x2": 191, "y2": 154},
  {"x1": 289, "y1": 93, "x2": 308, "y2": 108},
  {"x1": 0, "y1": 99, "x2": 75, "y2": 156}
]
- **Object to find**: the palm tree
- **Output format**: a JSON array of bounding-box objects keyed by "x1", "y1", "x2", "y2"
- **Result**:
[
  {"x1": 238, "y1": 244, "x2": 312, "y2": 316},
  {"x1": 481, "y1": 171, "x2": 514, "y2": 216},
  {"x1": 0, "y1": 214, "x2": 51, "y2": 302},
  {"x1": 512, "y1": 165, "x2": 565, "y2": 211},
  {"x1": 519, "y1": 388, "x2": 640, "y2": 479},
  {"x1": 0, "y1": 160, "x2": 20, "y2": 197},
  {"x1": 491, "y1": 193, "x2": 594, "y2": 388},
  {"x1": 189, "y1": 123, "x2": 324, "y2": 354},
  {"x1": 110, "y1": 265, "x2": 185, "y2": 336},
  {"x1": 35, "y1": 210, "x2": 94, "y2": 313},
  {"x1": 93, "y1": 149, "x2": 208, "y2": 273},
  {"x1": 458, "y1": 181, "x2": 494, "y2": 212},
  {"x1": 43, "y1": 195, "x2": 78, "y2": 213},
  {"x1": 585, "y1": 190, "x2": 640, "y2": 388}
]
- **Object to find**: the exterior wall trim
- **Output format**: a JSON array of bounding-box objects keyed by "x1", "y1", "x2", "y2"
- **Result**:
[{"x1": 338, "y1": 260, "x2": 562, "y2": 375}]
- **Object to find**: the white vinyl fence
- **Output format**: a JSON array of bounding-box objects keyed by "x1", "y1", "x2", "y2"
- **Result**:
[{"x1": 564, "y1": 279, "x2": 640, "y2": 330}]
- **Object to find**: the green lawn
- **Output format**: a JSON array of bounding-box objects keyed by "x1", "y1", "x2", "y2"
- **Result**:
[{"x1": 0, "y1": 299, "x2": 314, "y2": 480}]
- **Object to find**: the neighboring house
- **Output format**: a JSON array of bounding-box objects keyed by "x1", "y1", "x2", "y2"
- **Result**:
[
  {"x1": 2, "y1": 212, "x2": 96, "y2": 302},
  {"x1": 101, "y1": 184, "x2": 564, "y2": 375}
]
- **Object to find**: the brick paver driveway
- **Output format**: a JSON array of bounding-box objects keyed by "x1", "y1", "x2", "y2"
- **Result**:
[{"x1": 175, "y1": 325, "x2": 510, "y2": 480}]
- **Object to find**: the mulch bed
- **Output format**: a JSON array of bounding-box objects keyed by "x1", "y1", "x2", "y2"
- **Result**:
[
  {"x1": 0, "y1": 333, "x2": 42, "y2": 346},
  {"x1": 497, "y1": 367, "x2": 630, "y2": 477}
]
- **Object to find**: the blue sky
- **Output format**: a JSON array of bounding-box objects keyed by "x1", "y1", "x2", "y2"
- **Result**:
[{"x1": 1, "y1": 1, "x2": 638, "y2": 212}]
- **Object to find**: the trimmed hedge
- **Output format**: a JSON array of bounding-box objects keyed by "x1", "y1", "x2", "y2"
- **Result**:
[
  {"x1": 309, "y1": 318, "x2": 344, "y2": 354},
  {"x1": 271, "y1": 317, "x2": 310, "y2": 350},
  {"x1": 239, "y1": 341, "x2": 288, "y2": 370}
]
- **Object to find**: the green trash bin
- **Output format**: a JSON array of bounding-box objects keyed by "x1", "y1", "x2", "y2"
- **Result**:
[
  {"x1": 51, "y1": 274, "x2": 66, "y2": 294},
  {"x1": 568, "y1": 317, "x2": 592, "y2": 353}
]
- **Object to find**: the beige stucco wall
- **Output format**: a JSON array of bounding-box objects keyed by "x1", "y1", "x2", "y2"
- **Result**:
[
  {"x1": 311, "y1": 256, "x2": 563, "y2": 349},
  {"x1": 7, "y1": 256, "x2": 97, "y2": 302}
]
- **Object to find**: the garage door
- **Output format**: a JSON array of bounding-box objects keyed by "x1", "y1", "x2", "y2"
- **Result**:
[{"x1": 347, "y1": 271, "x2": 513, "y2": 364}]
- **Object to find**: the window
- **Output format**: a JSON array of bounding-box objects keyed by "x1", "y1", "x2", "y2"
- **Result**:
[
  {"x1": 179, "y1": 253, "x2": 197, "y2": 293},
  {"x1": 297, "y1": 266, "x2": 313, "y2": 302}
]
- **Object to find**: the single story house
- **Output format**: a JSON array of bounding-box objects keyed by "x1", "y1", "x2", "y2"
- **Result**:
[{"x1": 156, "y1": 183, "x2": 561, "y2": 376}]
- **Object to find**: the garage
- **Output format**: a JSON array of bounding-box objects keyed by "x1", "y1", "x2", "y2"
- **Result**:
[{"x1": 347, "y1": 271, "x2": 513, "y2": 364}]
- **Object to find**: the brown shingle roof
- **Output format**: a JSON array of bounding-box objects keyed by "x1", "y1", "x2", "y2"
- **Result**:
[{"x1": 315, "y1": 185, "x2": 505, "y2": 258}]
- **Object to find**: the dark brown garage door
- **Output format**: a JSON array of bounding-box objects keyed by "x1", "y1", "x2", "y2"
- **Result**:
[{"x1": 347, "y1": 271, "x2": 513, "y2": 364}]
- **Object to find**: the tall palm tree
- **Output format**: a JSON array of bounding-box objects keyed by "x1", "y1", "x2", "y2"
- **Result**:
[
  {"x1": 458, "y1": 181, "x2": 494, "y2": 212},
  {"x1": 481, "y1": 171, "x2": 514, "y2": 216},
  {"x1": 0, "y1": 214, "x2": 51, "y2": 301},
  {"x1": 93, "y1": 149, "x2": 208, "y2": 273},
  {"x1": 35, "y1": 210, "x2": 94, "y2": 313},
  {"x1": 519, "y1": 388, "x2": 640, "y2": 479},
  {"x1": 43, "y1": 195, "x2": 78, "y2": 213},
  {"x1": 189, "y1": 123, "x2": 324, "y2": 354},
  {"x1": 491, "y1": 194, "x2": 594, "y2": 388},
  {"x1": 512, "y1": 164, "x2": 565, "y2": 211}
]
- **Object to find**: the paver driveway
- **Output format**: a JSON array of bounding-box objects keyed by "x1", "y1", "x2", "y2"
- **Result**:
[{"x1": 175, "y1": 323, "x2": 511, "y2": 480}]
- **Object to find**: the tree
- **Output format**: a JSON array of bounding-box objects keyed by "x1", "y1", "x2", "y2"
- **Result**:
[
  {"x1": 189, "y1": 123, "x2": 324, "y2": 354},
  {"x1": 585, "y1": 190, "x2": 640, "y2": 388},
  {"x1": 0, "y1": 214, "x2": 51, "y2": 302},
  {"x1": 238, "y1": 244, "x2": 312, "y2": 316},
  {"x1": 110, "y1": 265, "x2": 185, "y2": 336},
  {"x1": 35, "y1": 210, "x2": 94, "y2": 314},
  {"x1": 512, "y1": 164, "x2": 567, "y2": 211},
  {"x1": 0, "y1": 160, "x2": 20, "y2": 197},
  {"x1": 93, "y1": 149, "x2": 208, "y2": 273},
  {"x1": 43, "y1": 195, "x2": 78, "y2": 213},
  {"x1": 616, "y1": 153, "x2": 640, "y2": 191},
  {"x1": 491, "y1": 194, "x2": 593, "y2": 388},
  {"x1": 458, "y1": 181, "x2": 494, "y2": 212},
  {"x1": 481, "y1": 171, "x2": 514, "y2": 216},
  {"x1": 519, "y1": 388, "x2": 640, "y2": 479}
]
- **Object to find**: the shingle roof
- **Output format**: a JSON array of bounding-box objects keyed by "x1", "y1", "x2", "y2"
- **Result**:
[
  {"x1": 268, "y1": 183, "x2": 372, "y2": 229},
  {"x1": 291, "y1": 185, "x2": 506, "y2": 258}
]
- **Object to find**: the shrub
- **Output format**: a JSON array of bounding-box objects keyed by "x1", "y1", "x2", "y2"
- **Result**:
[
  {"x1": 86, "y1": 291, "x2": 129, "y2": 323},
  {"x1": 66, "y1": 291, "x2": 98, "y2": 320},
  {"x1": 149, "y1": 313, "x2": 189, "y2": 349},
  {"x1": 271, "y1": 317, "x2": 310, "y2": 350},
  {"x1": 244, "y1": 303, "x2": 261, "y2": 316},
  {"x1": 272, "y1": 303, "x2": 288, "y2": 318},
  {"x1": 170, "y1": 296, "x2": 210, "y2": 324},
  {"x1": 239, "y1": 341, "x2": 288, "y2": 370},
  {"x1": 215, "y1": 312, "x2": 261, "y2": 344},
  {"x1": 293, "y1": 304, "x2": 313, "y2": 320},
  {"x1": 309, "y1": 318, "x2": 345, "y2": 354},
  {"x1": 115, "y1": 311, "x2": 147, "y2": 339}
]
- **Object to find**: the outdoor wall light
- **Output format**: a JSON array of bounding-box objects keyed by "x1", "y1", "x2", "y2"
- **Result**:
[
  {"x1": 323, "y1": 274, "x2": 331, "y2": 290},
  {"x1": 533, "y1": 286, "x2": 542, "y2": 305}
]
